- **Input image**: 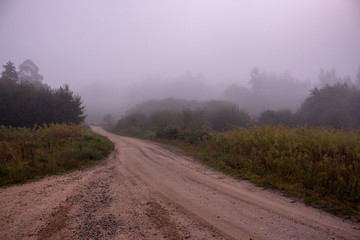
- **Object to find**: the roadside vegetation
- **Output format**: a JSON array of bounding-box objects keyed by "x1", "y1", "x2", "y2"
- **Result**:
[
  {"x1": 108, "y1": 113, "x2": 360, "y2": 216},
  {"x1": 194, "y1": 125, "x2": 360, "y2": 216},
  {"x1": 0, "y1": 60, "x2": 114, "y2": 186},
  {"x1": 106, "y1": 77, "x2": 360, "y2": 217},
  {"x1": 107, "y1": 109, "x2": 360, "y2": 216},
  {"x1": 0, "y1": 124, "x2": 114, "y2": 186}
]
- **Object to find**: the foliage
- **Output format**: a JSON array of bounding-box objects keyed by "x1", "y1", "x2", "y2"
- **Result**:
[
  {"x1": 103, "y1": 114, "x2": 114, "y2": 124},
  {"x1": 258, "y1": 109, "x2": 295, "y2": 126},
  {"x1": 223, "y1": 68, "x2": 310, "y2": 115},
  {"x1": 257, "y1": 82, "x2": 360, "y2": 129},
  {"x1": 207, "y1": 106, "x2": 252, "y2": 131},
  {"x1": 0, "y1": 60, "x2": 85, "y2": 127},
  {"x1": 223, "y1": 67, "x2": 360, "y2": 119},
  {"x1": 0, "y1": 124, "x2": 114, "y2": 186},
  {"x1": 109, "y1": 105, "x2": 360, "y2": 215},
  {"x1": 297, "y1": 83, "x2": 359, "y2": 128},
  {"x1": 127, "y1": 98, "x2": 242, "y2": 117},
  {"x1": 149, "y1": 111, "x2": 177, "y2": 129},
  {"x1": 114, "y1": 113, "x2": 147, "y2": 137},
  {"x1": 111, "y1": 106, "x2": 252, "y2": 142},
  {"x1": 197, "y1": 125, "x2": 360, "y2": 215},
  {"x1": 355, "y1": 66, "x2": 360, "y2": 89},
  {"x1": 318, "y1": 68, "x2": 352, "y2": 87},
  {"x1": 108, "y1": 95, "x2": 360, "y2": 215},
  {"x1": 1, "y1": 61, "x2": 18, "y2": 83},
  {"x1": 156, "y1": 125, "x2": 182, "y2": 140},
  {"x1": 18, "y1": 59, "x2": 44, "y2": 85}
]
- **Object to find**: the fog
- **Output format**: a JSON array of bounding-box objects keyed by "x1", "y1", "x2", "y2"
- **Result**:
[{"x1": 1, "y1": 0, "x2": 360, "y2": 122}]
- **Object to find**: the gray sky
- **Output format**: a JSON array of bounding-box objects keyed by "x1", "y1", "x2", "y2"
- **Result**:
[{"x1": 1, "y1": 0, "x2": 360, "y2": 118}]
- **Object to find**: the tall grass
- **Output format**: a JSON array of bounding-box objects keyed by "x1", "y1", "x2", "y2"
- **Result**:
[
  {"x1": 198, "y1": 125, "x2": 360, "y2": 215},
  {"x1": 0, "y1": 124, "x2": 114, "y2": 186}
]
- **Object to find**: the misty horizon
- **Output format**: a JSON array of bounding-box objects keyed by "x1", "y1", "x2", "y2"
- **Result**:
[{"x1": 1, "y1": 0, "x2": 360, "y2": 121}]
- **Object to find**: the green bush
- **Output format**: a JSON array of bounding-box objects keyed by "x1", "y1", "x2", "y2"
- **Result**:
[
  {"x1": 207, "y1": 106, "x2": 253, "y2": 131},
  {"x1": 258, "y1": 109, "x2": 295, "y2": 126},
  {"x1": 156, "y1": 125, "x2": 182, "y2": 140},
  {"x1": 180, "y1": 128, "x2": 210, "y2": 143}
]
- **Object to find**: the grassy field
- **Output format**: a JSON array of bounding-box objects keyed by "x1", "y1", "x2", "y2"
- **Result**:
[{"x1": 0, "y1": 124, "x2": 114, "y2": 186}]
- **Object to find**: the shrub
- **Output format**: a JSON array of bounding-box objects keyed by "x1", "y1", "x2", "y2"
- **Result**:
[
  {"x1": 258, "y1": 109, "x2": 294, "y2": 126},
  {"x1": 156, "y1": 125, "x2": 182, "y2": 140},
  {"x1": 207, "y1": 107, "x2": 252, "y2": 131}
]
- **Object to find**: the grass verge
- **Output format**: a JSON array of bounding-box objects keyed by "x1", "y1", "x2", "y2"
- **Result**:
[{"x1": 0, "y1": 123, "x2": 114, "y2": 186}]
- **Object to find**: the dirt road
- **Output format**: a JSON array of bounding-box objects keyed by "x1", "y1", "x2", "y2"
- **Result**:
[{"x1": 0, "y1": 126, "x2": 359, "y2": 240}]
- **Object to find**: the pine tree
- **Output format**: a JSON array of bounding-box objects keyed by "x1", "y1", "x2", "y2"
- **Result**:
[
  {"x1": 18, "y1": 59, "x2": 43, "y2": 85},
  {"x1": 0, "y1": 61, "x2": 18, "y2": 83}
]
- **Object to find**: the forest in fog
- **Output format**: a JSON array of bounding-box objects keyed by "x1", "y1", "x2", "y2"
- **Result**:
[
  {"x1": 107, "y1": 65, "x2": 360, "y2": 131},
  {"x1": 1, "y1": 0, "x2": 360, "y2": 218},
  {"x1": 0, "y1": 60, "x2": 85, "y2": 127},
  {"x1": 1, "y1": 0, "x2": 360, "y2": 124},
  {"x1": 2, "y1": 58, "x2": 360, "y2": 130}
]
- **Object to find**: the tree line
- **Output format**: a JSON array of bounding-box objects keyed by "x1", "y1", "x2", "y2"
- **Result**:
[
  {"x1": 0, "y1": 60, "x2": 85, "y2": 127},
  {"x1": 223, "y1": 68, "x2": 311, "y2": 115},
  {"x1": 259, "y1": 82, "x2": 360, "y2": 128},
  {"x1": 110, "y1": 65, "x2": 360, "y2": 134},
  {"x1": 110, "y1": 100, "x2": 252, "y2": 142},
  {"x1": 223, "y1": 67, "x2": 360, "y2": 121},
  {"x1": 222, "y1": 66, "x2": 360, "y2": 129}
]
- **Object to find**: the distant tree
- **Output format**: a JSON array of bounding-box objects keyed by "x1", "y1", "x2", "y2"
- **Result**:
[
  {"x1": 343, "y1": 75, "x2": 353, "y2": 86},
  {"x1": 103, "y1": 114, "x2": 114, "y2": 124},
  {"x1": 182, "y1": 108, "x2": 193, "y2": 130},
  {"x1": 258, "y1": 109, "x2": 294, "y2": 126},
  {"x1": 297, "y1": 83, "x2": 356, "y2": 128},
  {"x1": 318, "y1": 68, "x2": 346, "y2": 86},
  {"x1": 355, "y1": 66, "x2": 360, "y2": 89},
  {"x1": 0, "y1": 61, "x2": 86, "y2": 127},
  {"x1": 223, "y1": 84, "x2": 252, "y2": 105},
  {"x1": 0, "y1": 61, "x2": 18, "y2": 83},
  {"x1": 248, "y1": 67, "x2": 262, "y2": 93},
  {"x1": 115, "y1": 113, "x2": 147, "y2": 136},
  {"x1": 149, "y1": 111, "x2": 176, "y2": 129},
  {"x1": 208, "y1": 106, "x2": 252, "y2": 131},
  {"x1": 224, "y1": 68, "x2": 310, "y2": 115},
  {"x1": 18, "y1": 59, "x2": 43, "y2": 86}
]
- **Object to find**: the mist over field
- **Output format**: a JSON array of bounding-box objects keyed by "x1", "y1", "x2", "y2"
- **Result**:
[
  {"x1": 1, "y1": 0, "x2": 360, "y2": 122},
  {"x1": 2, "y1": 0, "x2": 360, "y2": 228}
]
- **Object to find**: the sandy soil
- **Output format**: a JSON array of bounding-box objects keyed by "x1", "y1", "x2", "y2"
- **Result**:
[{"x1": 0, "y1": 126, "x2": 359, "y2": 240}]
